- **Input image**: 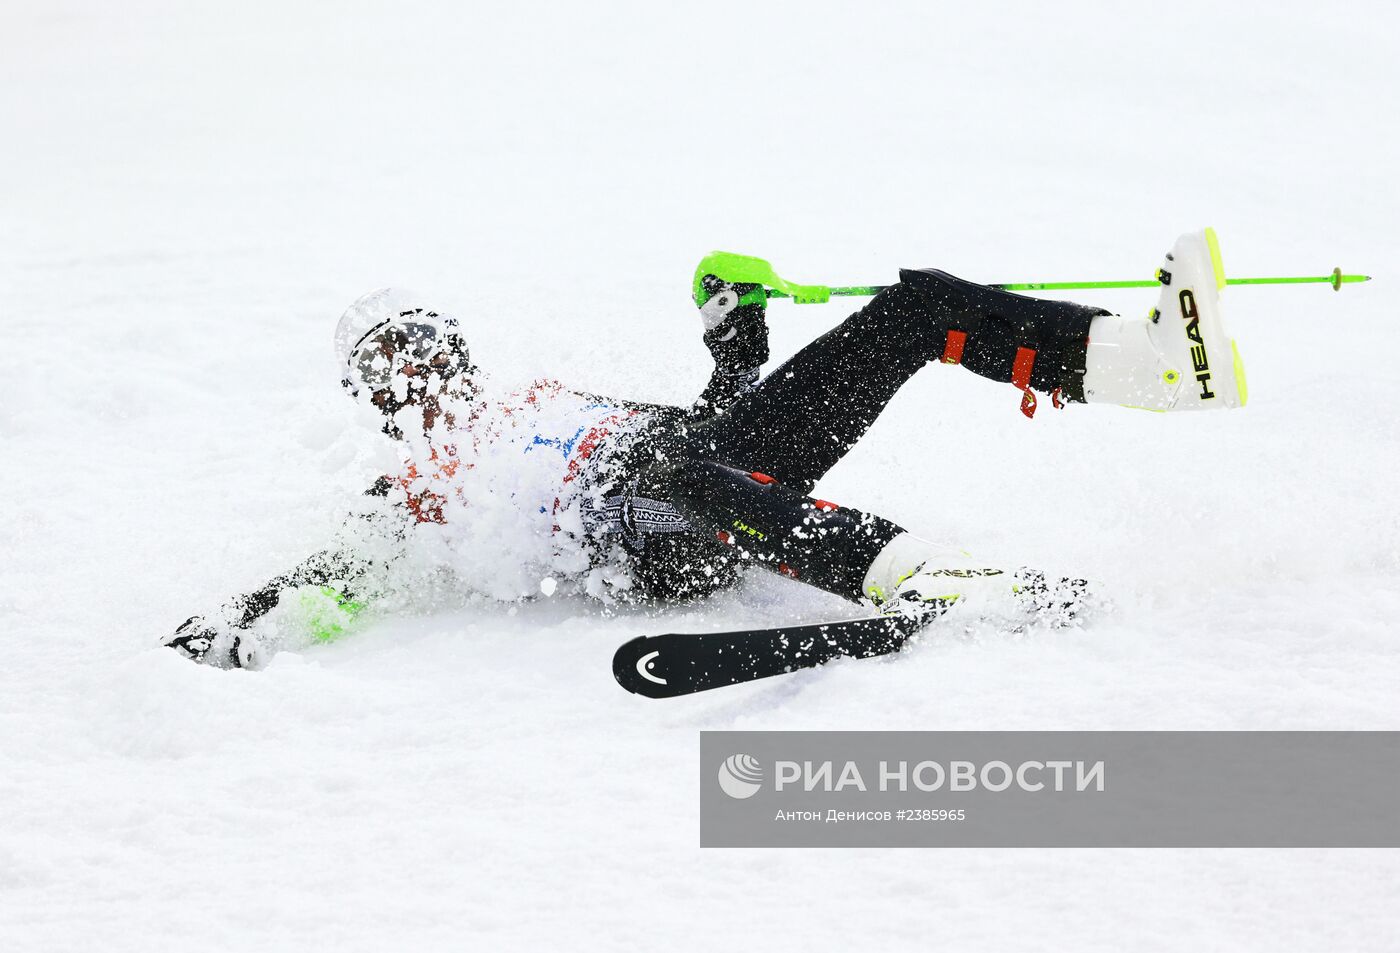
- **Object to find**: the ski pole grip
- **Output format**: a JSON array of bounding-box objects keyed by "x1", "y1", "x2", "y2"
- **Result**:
[{"x1": 693, "y1": 251, "x2": 831, "y2": 305}]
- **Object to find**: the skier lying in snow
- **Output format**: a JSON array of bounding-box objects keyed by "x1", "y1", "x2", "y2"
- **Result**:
[{"x1": 166, "y1": 230, "x2": 1246, "y2": 668}]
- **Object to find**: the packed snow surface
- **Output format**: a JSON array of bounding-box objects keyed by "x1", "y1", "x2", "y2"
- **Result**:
[{"x1": 3, "y1": 1, "x2": 1398, "y2": 950}]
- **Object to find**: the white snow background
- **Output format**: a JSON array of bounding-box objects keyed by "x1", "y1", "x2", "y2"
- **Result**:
[{"x1": 3, "y1": 0, "x2": 1399, "y2": 949}]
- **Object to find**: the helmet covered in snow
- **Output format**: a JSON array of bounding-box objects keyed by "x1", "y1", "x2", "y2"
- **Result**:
[{"x1": 333, "y1": 288, "x2": 475, "y2": 400}]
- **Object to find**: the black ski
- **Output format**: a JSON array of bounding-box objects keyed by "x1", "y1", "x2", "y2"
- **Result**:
[{"x1": 612, "y1": 614, "x2": 921, "y2": 699}]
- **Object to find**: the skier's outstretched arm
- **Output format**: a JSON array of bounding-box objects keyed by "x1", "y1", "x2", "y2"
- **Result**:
[
  {"x1": 165, "y1": 547, "x2": 370, "y2": 667},
  {"x1": 165, "y1": 486, "x2": 405, "y2": 667}
]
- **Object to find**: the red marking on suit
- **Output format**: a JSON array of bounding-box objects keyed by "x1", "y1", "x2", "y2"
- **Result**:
[{"x1": 397, "y1": 446, "x2": 463, "y2": 524}]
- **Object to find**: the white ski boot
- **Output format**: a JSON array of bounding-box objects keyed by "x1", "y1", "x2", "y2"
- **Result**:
[
  {"x1": 1082, "y1": 228, "x2": 1247, "y2": 411},
  {"x1": 863, "y1": 533, "x2": 1089, "y2": 628}
]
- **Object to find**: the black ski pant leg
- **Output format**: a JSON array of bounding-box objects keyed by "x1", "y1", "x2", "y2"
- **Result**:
[
  {"x1": 678, "y1": 271, "x2": 1104, "y2": 494},
  {"x1": 658, "y1": 459, "x2": 903, "y2": 603},
  {"x1": 680, "y1": 280, "x2": 945, "y2": 495},
  {"x1": 630, "y1": 282, "x2": 945, "y2": 604}
]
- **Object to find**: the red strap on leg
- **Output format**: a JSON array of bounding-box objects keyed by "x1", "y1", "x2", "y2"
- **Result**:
[
  {"x1": 1012, "y1": 347, "x2": 1038, "y2": 418},
  {"x1": 942, "y1": 330, "x2": 967, "y2": 365},
  {"x1": 1011, "y1": 346, "x2": 1036, "y2": 390},
  {"x1": 947, "y1": 337, "x2": 1059, "y2": 419}
]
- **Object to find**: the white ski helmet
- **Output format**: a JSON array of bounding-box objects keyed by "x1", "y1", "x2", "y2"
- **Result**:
[{"x1": 333, "y1": 288, "x2": 474, "y2": 399}]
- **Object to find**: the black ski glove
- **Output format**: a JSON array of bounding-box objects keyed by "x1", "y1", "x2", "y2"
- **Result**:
[
  {"x1": 165, "y1": 615, "x2": 221, "y2": 660},
  {"x1": 163, "y1": 614, "x2": 255, "y2": 668},
  {"x1": 697, "y1": 274, "x2": 769, "y2": 377}
]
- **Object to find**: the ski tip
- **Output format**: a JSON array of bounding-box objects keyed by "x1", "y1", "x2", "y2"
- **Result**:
[{"x1": 612, "y1": 635, "x2": 674, "y2": 699}]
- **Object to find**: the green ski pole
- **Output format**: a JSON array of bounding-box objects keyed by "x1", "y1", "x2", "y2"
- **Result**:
[{"x1": 693, "y1": 252, "x2": 1371, "y2": 306}]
